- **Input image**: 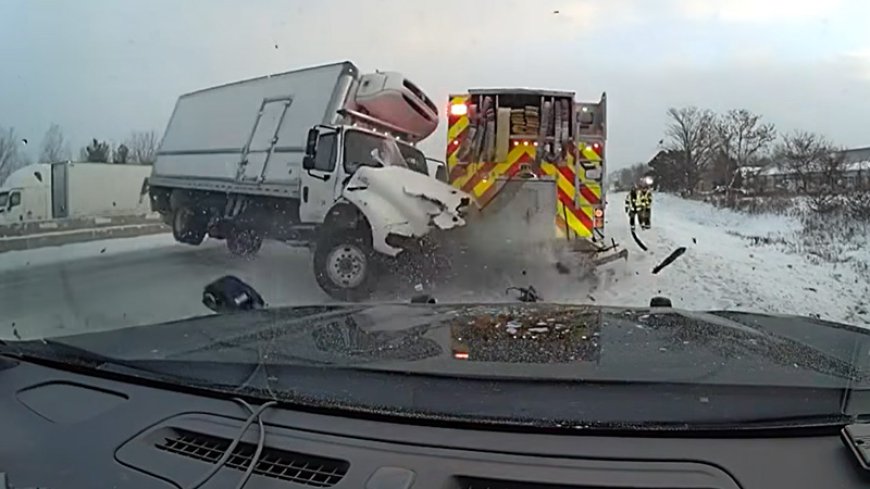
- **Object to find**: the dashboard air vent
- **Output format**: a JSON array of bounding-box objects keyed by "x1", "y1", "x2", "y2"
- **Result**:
[{"x1": 156, "y1": 428, "x2": 348, "y2": 487}]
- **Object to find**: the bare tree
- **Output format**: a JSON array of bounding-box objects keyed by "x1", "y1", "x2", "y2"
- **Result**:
[
  {"x1": 81, "y1": 138, "x2": 111, "y2": 163},
  {"x1": 776, "y1": 131, "x2": 846, "y2": 214},
  {"x1": 846, "y1": 177, "x2": 870, "y2": 222},
  {"x1": 126, "y1": 130, "x2": 158, "y2": 164},
  {"x1": 0, "y1": 126, "x2": 19, "y2": 175},
  {"x1": 714, "y1": 109, "x2": 776, "y2": 188},
  {"x1": 113, "y1": 143, "x2": 130, "y2": 164},
  {"x1": 663, "y1": 107, "x2": 717, "y2": 192},
  {"x1": 0, "y1": 126, "x2": 28, "y2": 184},
  {"x1": 39, "y1": 123, "x2": 71, "y2": 163}
]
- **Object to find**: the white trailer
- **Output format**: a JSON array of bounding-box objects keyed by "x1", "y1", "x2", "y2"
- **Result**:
[
  {"x1": 149, "y1": 61, "x2": 470, "y2": 300},
  {"x1": 0, "y1": 162, "x2": 151, "y2": 224}
]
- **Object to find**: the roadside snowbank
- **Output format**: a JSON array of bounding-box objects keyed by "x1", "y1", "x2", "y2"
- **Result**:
[
  {"x1": 586, "y1": 192, "x2": 869, "y2": 327},
  {"x1": 0, "y1": 233, "x2": 178, "y2": 273}
]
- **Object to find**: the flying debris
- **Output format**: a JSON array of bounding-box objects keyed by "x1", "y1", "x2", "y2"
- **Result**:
[{"x1": 652, "y1": 247, "x2": 687, "y2": 274}]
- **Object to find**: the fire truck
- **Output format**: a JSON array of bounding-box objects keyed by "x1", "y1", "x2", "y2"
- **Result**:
[{"x1": 444, "y1": 88, "x2": 626, "y2": 272}]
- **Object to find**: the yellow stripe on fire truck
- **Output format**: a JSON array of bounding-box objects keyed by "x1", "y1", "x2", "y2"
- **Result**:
[{"x1": 445, "y1": 99, "x2": 604, "y2": 241}]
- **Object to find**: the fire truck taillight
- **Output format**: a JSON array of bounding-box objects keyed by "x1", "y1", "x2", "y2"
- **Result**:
[
  {"x1": 450, "y1": 103, "x2": 468, "y2": 116},
  {"x1": 594, "y1": 208, "x2": 604, "y2": 228},
  {"x1": 454, "y1": 352, "x2": 469, "y2": 360}
]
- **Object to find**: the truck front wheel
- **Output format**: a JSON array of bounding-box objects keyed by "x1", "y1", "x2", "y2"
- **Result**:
[
  {"x1": 313, "y1": 229, "x2": 377, "y2": 302},
  {"x1": 172, "y1": 206, "x2": 207, "y2": 245},
  {"x1": 227, "y1": 227, "x2": 263, "y2": 257}
]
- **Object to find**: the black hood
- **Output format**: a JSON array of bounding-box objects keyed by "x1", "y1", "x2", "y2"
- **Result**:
[{"x1": 50, "y1": 303, "x2": 870, "y2": 389}]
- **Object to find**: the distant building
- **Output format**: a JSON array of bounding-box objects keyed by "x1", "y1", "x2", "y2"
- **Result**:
[
  {"x1": 644, "y1": 145, "x2": 870, "y2": 194},
  {"x1": 743, "y1": 146, "x2": 870, "y2": 194}
]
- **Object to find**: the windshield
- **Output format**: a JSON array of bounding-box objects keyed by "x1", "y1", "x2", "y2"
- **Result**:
[
  {"x1": 397, "y1": 143, "x2": 429, "y2": 176},
  {"x1": 343, "y1": 129, "x2": 408, "y2": 173},
  {"x1": 3, "y1": 0, "x2": 870, "y2": 429}
]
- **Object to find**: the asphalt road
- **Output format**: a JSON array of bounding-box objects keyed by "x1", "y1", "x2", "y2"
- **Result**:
[
  {"x1": 0, "y1": 238, "x2": 334, "y2": 340},
  {"x1": 0, "y1": 231, "x2": 603, "y2": 341}
]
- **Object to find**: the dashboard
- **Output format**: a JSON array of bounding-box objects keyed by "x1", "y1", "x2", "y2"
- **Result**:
[{"x1": 2, "y1": 357, "x2": 869, "y2": 489}]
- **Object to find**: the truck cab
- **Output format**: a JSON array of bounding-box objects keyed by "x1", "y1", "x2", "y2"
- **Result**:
[
  {"x1": 0, "y1": 188, "x2": 29, "y2": 223},
  {"x1": 301, "y1": 123, "x2": 468, "y2": 246},
  {"x1": 293, "y1": 121, "x2": 469, "y2": 301},
  {"x1": 0, "y1": 190, "x2": 20, "y2": 221},
  {"x1": 0, "y1": 164, "x2": 52, "y2": 223}
]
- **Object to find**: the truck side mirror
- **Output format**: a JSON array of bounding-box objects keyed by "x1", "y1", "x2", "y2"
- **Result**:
[{"x1": 302, "y1": 155, "x2": 315, "y2": 171}]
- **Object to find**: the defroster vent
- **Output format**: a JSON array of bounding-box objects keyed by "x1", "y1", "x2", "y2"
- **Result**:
[
  {"x1": 156, "y1": 428, "x2": 349, "y2": 487},
  {"x1": 458, "y1": 477, "x2": 694, "y2": 489},
  {"x1": 459, "y1": 479, "x2": 590, "y2": 489}
]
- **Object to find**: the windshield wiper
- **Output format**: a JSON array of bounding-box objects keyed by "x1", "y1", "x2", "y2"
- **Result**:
[{"x1": 0, "y1": 339, "x2": 166, "y2": 379}]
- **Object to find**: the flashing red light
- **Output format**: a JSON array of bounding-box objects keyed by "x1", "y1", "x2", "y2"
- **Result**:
[
  {"x1": 450, "y1": 103, "x2": 468, "y2": 116},
  {"x1": 454, "y1": 352, "x2": 469, "y2": 360}
]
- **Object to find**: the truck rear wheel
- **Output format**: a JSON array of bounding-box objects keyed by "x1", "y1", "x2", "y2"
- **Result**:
[
  {"x1": 227, "y1": 227, "x2": 263, "y2": 257},
  {"x1": 172, "y1": 206, "x2": 207, "y2": 245},
  {"x1": 313, "y1": 229, "x2": 377, "y2": 302}
]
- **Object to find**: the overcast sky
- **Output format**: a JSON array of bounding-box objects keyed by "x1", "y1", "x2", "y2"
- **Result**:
[{"x1": 2, "y1": 0, "x2": 869, "y2": 169}]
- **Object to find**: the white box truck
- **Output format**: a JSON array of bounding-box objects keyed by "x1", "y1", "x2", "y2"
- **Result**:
[
  {"x1": 0, "y1": 162, "x2": 152, "y2": 224},
  {"x1": 148, "y1": 61, "x2": 471, "y2": 301}
]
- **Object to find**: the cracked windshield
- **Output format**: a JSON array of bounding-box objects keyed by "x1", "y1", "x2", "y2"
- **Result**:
[{"x1": 3, "y1": 0, "x2": 870, "y2": 426}]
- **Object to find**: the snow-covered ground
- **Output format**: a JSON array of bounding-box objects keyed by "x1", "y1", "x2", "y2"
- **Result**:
[
  {"x1": 0, "y1": 233, "x2": 180, "y2": 273},
  {"x1": 587, "y1": 192, "x2": 870, "y2": 327}
]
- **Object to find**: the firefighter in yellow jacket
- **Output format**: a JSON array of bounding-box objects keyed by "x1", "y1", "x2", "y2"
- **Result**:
[{"x1": 625, "y1": 177, "x2": 653, "y2": 231}]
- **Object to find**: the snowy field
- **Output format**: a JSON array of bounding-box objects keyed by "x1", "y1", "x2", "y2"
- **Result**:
[
  {"x1": 589, "y1": 192, "x2": 870, "y2": 326},
  {"x1": 0, "y1": 192, "x2": 868, "y2": 340}
]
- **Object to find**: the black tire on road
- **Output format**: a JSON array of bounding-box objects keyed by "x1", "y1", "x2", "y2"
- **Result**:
[
  {"x1": 172, "y1": 206, "x2": 207, "y2": 245},
  {"x1": 313, "y1": 229, "x2": 377, "y2": 302},
  {"x1": 226, "y1": 227, "x2": 263, "y2": 257}
]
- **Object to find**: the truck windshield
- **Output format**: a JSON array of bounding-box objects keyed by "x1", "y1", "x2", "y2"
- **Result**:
[
  {"x1": 343, "y1": 130, "x2": 408, "y2": 174},
  {"x1": 397, "y1": 144, "x2": 429, "y2": 176}
]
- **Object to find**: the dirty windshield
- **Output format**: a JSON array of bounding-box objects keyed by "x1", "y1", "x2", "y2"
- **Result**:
[
  {"x1": 3, "y1": 1, "x2": 870, "y2": 426},
  {"x1": 343, "y1": 130, "x2": 410, "y2": 172}
]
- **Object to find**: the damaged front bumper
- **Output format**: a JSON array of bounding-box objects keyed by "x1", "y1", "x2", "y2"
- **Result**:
[
  {"x1": 548, "y1": 237, "x2": 629, "y2": 276},
  {"x1": 341, "y1": 166, "x2": 473, "y2": 256}
]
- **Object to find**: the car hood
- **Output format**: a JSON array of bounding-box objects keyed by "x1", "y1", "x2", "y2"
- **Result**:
[{"x1": 49, "y1": 303, "x2": 870, "y2": 389}]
